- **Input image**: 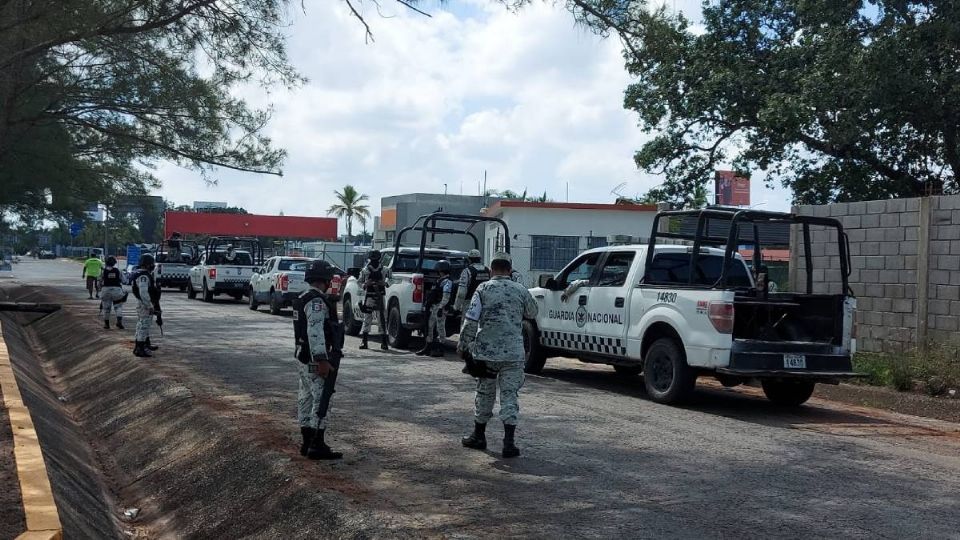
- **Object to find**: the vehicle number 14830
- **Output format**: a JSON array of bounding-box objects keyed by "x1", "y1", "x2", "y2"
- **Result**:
[{"x1": 656, "y1": 292, "x2": 678, "y2": 304}]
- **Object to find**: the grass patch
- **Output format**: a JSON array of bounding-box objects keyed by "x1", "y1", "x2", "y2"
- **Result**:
[{"x1": 854, "y1": 345, "x2": 960, "y2": 396}]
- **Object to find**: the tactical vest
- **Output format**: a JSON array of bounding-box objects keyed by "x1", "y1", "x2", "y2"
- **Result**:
[
  {"x1": 131, "y1": 270, "x2": 161, "y2": 307},
  {"x1": 425, "y1": 277, "x2": 453, "y2": 308},
  {"x1": 293, "y1": 289, "x2": 344, "y2": 364},
  {"x1": 365, "y1": 264, "x2": 386, "y2": 295},
  {"x1": 102, "y1": 267, "x2": 123, "y2": 287},
  {"x1": 465, "y1": 265, "x2": 490, "y2": 301}
]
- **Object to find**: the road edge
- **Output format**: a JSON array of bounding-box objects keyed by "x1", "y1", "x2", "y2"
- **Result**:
[{"x1": 0, "y1": 319, "x2": 63, "y2": 540}]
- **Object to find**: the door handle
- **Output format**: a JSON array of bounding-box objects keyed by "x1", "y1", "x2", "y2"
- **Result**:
[
  {"x1": 615, "y1": 297, "x2": 625, "y2": 308},
  {"x1": 534, "y1": 294, "x2": 545, "y2": 299},
  {"x1": 578, "y1": 295, "x2": 588, "y2": 306}
]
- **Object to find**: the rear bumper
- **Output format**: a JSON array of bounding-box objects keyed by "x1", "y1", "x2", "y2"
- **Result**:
[
  {"x1": 156, "y1": 276, "x2": 189, "y2": 287},
  {"x1": 722, "y1": 346, "x2": 861, "y2": 380},
  {"x1": 212, "y1": 281, "x2": 247, "y2": 293}
]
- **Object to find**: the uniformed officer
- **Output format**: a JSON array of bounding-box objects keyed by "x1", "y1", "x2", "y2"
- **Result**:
[
  {"x1": 131, "y1": 254, "x2": 161, "y2": 357},
  {"x1": 99, "y1": 256, "x2": 127, "y2": 329},
  {"x1": 458, "y1": 252, "x2": 538, "y2": 458},
  {"x1": 167, "y1": 231, "x2": 183, "y2": 261},
  {"x1": 359, "y1": 249, "x2": 391, "y2": 350},
  {"x1": 454, "y1": 249, "x2": 490, "y2": 312},
  {"x1": 510, "y1": 269, "x2": 524, "y2": 285},
  {"x1": 293, "y1": 260, "x2": 345, "y2": 460},
  {"x1": 416, "y1": 260, "x2": 454, "y2": 357},
  {"x1": 82, "y1": 252, "x2": 104, "y2": 299}
]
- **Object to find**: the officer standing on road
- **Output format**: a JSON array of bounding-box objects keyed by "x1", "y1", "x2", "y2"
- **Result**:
[
  {"x1": 82, "y1": 252, "x2": 104, "y2": 299},
  {"x1": 416, "y1": 260, "x2": 454, "y2": 357},
  {"x1": 454, "y1": 249, "x2": 490, "y2": 312},
  {"x1": 99, "y1": 256, "x2": 127, "y2": 329},
  {"x1": 458, "y1": 252, "x2": 538, "y2": 458},
  {"x1": 132, "y1": 254, "x2": 161, "y2": 358},
  {"x1": 293, "y1": 260, "x2": 345, "y2": 460},
  {"x1": 359, "y1": 249, "x2": 391, "y2": 351}
]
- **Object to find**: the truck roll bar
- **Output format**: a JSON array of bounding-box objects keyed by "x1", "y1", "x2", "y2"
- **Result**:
[{"x1": 394, "y1": 212, "x2": 511, "y2": 273}]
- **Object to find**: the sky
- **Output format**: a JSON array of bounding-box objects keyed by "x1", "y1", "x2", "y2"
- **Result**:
[{"x1": 155, "y1": 0, "x2": 792, "y2": 234}]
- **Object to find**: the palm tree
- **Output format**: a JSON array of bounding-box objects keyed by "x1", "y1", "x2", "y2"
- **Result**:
[{"x1": 327, "y1": 185, "x2": 370, "y2": 241}]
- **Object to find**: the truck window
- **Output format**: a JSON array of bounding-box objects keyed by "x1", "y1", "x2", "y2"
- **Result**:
[
  {"x1": 278, "y1": 259, "x2": 307, "y2": 271},
  {"x1": 557, "y1": 252, "x2": 602, "y2": 286},
  {"x1": 595, "y1": 252, "x2": 636, "y2": 287},
  {"x1": 647, "y1": 253, "x2": 752, "y2": 287}
]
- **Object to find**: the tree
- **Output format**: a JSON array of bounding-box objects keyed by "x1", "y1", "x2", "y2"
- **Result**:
[
  {"x1": 327, "y1": 185, "x2": 370, "y2": 240},
  {"x1": 588, "y1": 0, "x2": 960, "y2": 205}
]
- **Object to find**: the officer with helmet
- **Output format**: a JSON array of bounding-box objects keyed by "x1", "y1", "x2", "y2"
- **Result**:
[
  {"x1": 416, "y1": 259, "x2": 454, "y2": 357},
  {"x1": 454, "y1": 248, "x2": 490, "y2": 313},
  {"x1": 131, "y1": 254, "x2": 161, "y2": 357},
  {"x1": 293, "y1": 260, "x2": 345, "y2": 460},
  {"x1": 359, "y1": 249, "x2": 391, "y2": 350},
  {"x1": 99, "y1": 256, "x2": 127, "y2": 329}
]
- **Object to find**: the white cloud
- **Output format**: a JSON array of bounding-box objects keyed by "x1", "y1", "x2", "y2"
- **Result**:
[{"x1": 155, "y1": 0, "x2": 789, "y2": 234}]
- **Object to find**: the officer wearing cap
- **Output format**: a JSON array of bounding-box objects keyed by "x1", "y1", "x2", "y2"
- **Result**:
[
  {"x1": 458, "y1": 251, "x2": 538, "y2": 458},
  {"x1": 131, "y1": 254, "x2": 161, "y2": 357},
  {"x1": 293, "y1": 260, "x2": 345, "y2": 460},
  {"x1": 359, "y1": 249, "x2": 391, "y2": 350},
  {"x1": 454, "y1": 248, "x2": 490, "y2": 313}
]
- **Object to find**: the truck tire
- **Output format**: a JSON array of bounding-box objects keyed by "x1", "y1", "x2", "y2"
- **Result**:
[
  {"x1": 187, "y1": 281, "x2": 197, "y2": 299},
  {"x1": 248, "y1": 288, "x2": 259, "y2": 310},
  {"x1": 269, "y1": 290, "x2": 282, "y2": 315},
  {"x1": 522, "y1": 321, "x2": 547, "y2": 374},
  {"x1": 642, "y1": 337, "x2": 696, "y2": 404},
  {"x1": 387, "y1": 303, "x2": 410, "y2": 348},
  {"x1": 342, "y1": 297, "x2": 362, "y2": 337},
  {"x1": 761, "y1": 380, "x2": 816, "y2": 406},
  {"x1": 202, "y1": 279, "x2": 214, "y2": 302}
]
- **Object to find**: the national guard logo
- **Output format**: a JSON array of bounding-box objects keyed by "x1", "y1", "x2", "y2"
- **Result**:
[{"x1": 575, "y1": 306, "x2": 588, "y2": 328}]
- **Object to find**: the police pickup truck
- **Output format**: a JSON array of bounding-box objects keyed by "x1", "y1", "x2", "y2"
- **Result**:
[
  {"x1": 187, "y1": 237, "x2": 263, "y2": 303},
  {"x1": 523, "y1": 208, "x2": 858, "y2": 406},
  {"x1": 153, "y1": 238, "x2": 200, "y2": 290}
]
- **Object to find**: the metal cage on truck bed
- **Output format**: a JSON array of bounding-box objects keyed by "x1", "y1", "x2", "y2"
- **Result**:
[{"x1": 393, "y1": 212, "x2": 511, "y2": 272}]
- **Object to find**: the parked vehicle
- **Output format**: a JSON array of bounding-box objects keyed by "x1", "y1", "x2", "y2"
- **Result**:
[
  {"x1": 523, "y1": 208, "x2": 858, "y2": 406},
  {"x1": 340, "y1": 212, "x2": 509, "y2": 347},
  {"x1": 248, "y1": 256, "x2": 313, "y2": 314},
  {"x1": 39, "y1": 250, "x2": 56, "y2": 259},
  {"x1": 154, "y1": 238, "x2": 200, "y2": 290},
  {"x1": 187, "y1": 237, "x2": 263, "y2": 303}
]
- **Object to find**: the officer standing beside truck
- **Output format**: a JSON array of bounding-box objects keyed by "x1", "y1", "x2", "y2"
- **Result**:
[
  {"x1": 416, "y1": 260, "x2": 454, "y2": 357},
  {"x1": 359, "y1": 249, "x2": 391, "y2": 351},
  {"x1": 293, "y1": 260, "x2": 345, "y2": 460},
  {"x1": 454, "y1": 249, "x2": 490, "y2": 312},
  {"x1": 132, "y1": 254, "x2": 161, "y2": 357},
  {"x1": 458, "y1": 252, "x2": 538, "y2": 459}
]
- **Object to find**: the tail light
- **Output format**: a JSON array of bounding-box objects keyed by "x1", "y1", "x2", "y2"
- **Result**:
[
  {"x1": 330, "y1": 275, "x2": 342, "y2": 296},
  {"x1": 208, "y1": 268, "x2": 217, "y2": 280},
  {"x1": 412, "y1": 274, "x2": 424, "y2": 304},
  {"x1": 278, "y1": 273, "x2": 289, "y2": 291},
  {"x1": 708, "y1": 301, "x2": 735, "y2": 334}
]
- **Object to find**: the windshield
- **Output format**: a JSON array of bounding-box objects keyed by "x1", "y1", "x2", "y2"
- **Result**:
[
  {"x1": 646, "y1": 252, "x2": 752, "y2": 288},
  {"x1": 280, "y1": 259, "x2": 310, "y2": 270}
]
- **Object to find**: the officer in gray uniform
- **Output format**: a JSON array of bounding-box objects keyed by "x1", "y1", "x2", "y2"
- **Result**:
[
  {"x1": 99, "y1": 256, "x2": 127, "y2": 329},
  {"x1": 454, "y1": 249, "x2": 490, "y2": 312},
  {"x1": 416, "y1": 260, "x2": 454, "y2": 357},
  {"x1": 458, "y1": 252, "x2": 538, "y2": 458},
  {"x1": 293, "y1": 260, "x2": 345, "y2": 460},
  {"x1": 131, "y1": 254, "x2": 161, "y2": 357},
  {"x1": 359, "y1": 249, "x2": 391, "y2": 350}
]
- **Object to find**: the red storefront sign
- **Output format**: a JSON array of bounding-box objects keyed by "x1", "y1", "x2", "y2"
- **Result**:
[{"x1": 164, "y1": 211, "x2": 337, "y2": 240}]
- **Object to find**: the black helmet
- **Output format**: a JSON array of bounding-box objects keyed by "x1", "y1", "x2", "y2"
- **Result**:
[
  {"x1": 304, "y1": 260, "x2": 336, "y2": 284},
  {"x1": 435, "y1": 260, "x2": 451, "y2": 274},
  {"x1": 368, "y1": 249, "x2": 381, "y2": 262},
  {"x1": 106, "y1": 256, "x2": 117, "y2": 267},
  {"x1": 140, "y1": 254, "x2": 155, "y2": 269}
]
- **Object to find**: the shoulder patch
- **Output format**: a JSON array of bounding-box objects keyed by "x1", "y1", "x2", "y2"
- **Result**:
[{"x1": 312, "y1": 302, "x2": 323, "y2": 312}]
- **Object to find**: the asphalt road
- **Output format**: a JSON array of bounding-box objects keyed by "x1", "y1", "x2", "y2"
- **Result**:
[{"x1": 12, "y1": 259, "x2": 960, "y2": 538}]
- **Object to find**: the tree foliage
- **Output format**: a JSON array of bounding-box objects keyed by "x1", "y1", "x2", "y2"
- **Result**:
[
  {"x1": 593, "y1": 0, "x2": 960, "y2": 205},
  {"x1": 327, "y1": 185, "x2": 370, "y2": 240}
]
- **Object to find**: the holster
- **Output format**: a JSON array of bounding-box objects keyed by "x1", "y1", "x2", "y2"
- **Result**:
[{"x1": 461, "y1": 351, "x2": 497, "y2": 379}]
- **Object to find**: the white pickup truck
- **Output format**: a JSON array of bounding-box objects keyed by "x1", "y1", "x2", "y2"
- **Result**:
[
  {"x1": 340, "y1": 247, "x2": 469, "y2": 345},
  {"x1": 523, "y1": 208, "x2": 858, "y2": 406},
  {"x1": 248, "y1": 256, "x2": 314, "y2": 314},
  {"x1": 187, "y1": 237, "x2": 263, "y2": 303}
]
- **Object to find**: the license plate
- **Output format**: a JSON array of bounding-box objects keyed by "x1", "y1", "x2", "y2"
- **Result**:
[{"x1": 784, "y1": 354, "x2": 806, "y2": 369}]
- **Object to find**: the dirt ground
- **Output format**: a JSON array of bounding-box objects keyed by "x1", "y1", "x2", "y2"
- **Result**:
[{"x1": 0, "y1": 383, "x2": 27, "y2": 539}]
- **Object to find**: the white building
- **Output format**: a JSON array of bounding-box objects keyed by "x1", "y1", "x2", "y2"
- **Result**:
[{"x1": 482, "y1": 201, "x2": 659, "y2": 286}]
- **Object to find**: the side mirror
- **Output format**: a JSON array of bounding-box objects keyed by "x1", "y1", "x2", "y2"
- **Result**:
[{"x1": 539, "y1": 274, "x2": 556, "y2": 289}]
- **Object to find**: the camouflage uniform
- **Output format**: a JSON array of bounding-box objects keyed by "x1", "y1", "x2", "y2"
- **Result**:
[
  {"x1": 296, "y1": 288, "x2": 333, "y2": 430},
  {"x1": 510, "y1": 269, "x2": 524, "y2": 286},
  {"x1": 426, "y1": 276, "x2": 454, "y2": 344},
  {"x1": 359, "y1": 263, "x2": 392, "y2": 336},
  {"x1": 454, "y1": 261, "x2": 490, "y2": 312},
  {"x1": 99, "y1": 264, "x2": 126, "y2": 326},
  {"x1": 134, "y1": 273, "x2": 154, "y2": 342},
  {"x1": 458, "y1": 275, "x2": 538, "y2": 425}
]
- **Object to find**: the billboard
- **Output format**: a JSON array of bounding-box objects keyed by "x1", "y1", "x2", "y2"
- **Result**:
[
  {"x1": 164, "y1": 211, "x2": 337, "y2": 240},
  {"x1": 193, "y1": 201, "x2": 228, "y2": 210},
  {"x1": 715, "y1": 170, "x2": 751, "y2": 206}
]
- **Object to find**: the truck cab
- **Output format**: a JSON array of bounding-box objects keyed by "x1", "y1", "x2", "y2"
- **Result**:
[{"x1": 525, "y1": 208, "x2": 858, "y2": 406}]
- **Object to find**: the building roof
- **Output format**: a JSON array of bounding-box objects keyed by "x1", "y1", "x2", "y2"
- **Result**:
[{"x1": 484, "y1": 200, "x2": 658, "y2": 216}]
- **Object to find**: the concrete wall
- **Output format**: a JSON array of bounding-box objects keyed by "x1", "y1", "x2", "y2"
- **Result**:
[
  {"x1": 493, "y1": 208, "x2": 657, "y2": 287},
  {"x1": 791, "y1": 195, "x2": 960, "y2": 353}
]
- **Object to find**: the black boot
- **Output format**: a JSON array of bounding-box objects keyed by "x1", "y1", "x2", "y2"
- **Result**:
[
  {"x1": 429, "y1": 341, "x2": 445, "y2": 357},
  {"x1": 359, "y1": 334, "x2": 369, "y2": 350},
  {"x1": 380, "y1": 334, "x2": 389, "y2": 350},
  {"x1": 133, "y1": 341, "x2": 152, "y2": 358},
  {"x1": 461, "y1": 422, "x2": 487, "y2": 450},
  {"x1": 306, "y1": 429, "x2": 343, "y2": 460},
  {"x1": 502, "y1": 424, "x2": 520, "y2": 458},
  {"x1": 116, "y1": 318, "x2": 125, "y2": 330},
  {"x1": 104, "y1": 320, "x2": 110, "y2": 329},
  {"x1": 300, "y1": 427, "x2": 316, "y2": 457},
  {"x1": 145, "y1": 337, "x2": 159, "y2": 351}
]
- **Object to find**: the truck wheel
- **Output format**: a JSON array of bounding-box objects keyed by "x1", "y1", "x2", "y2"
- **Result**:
[
  {"x1": 269, "y1": 291, "x2": 282, "y2": 315},
  {"x1": 761, "y1": 380, "x2": 816, "y2": 406},
  {"x1": 614, "y1": 365, "x2": 642, "y2": 377},
  {"x1": 387, "y1": 304, "x2": 410, "y2": 348},
  {"x1": 342, "y1": 297, "x2": 361, "y2": 337},
  {"x1": 522, "y1": 321, "x2": 547, "y2": 374},
  {"x1": 249, "y1": 288, "x2": 259, "y2": 310},
  {"x1": 187, "y1": 281, "x2": 197, "y2": 299},
  {"x1": 643, "y1": 338, "x2": 696, "y2": 404},
  {"x1": 202, "y1": 280, "x2": 213, "y2": 302}
]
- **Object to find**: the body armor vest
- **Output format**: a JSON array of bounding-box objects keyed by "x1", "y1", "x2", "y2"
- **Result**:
[
  {"x1": 466, "y1": 265, "x2": 490, "y2": 300},
  {"x1": 293, "y1": 289, "x2": 344, "y2": 364},
  {"x1": 102, "y1": 267, "x2": 123, "y2": 287}
]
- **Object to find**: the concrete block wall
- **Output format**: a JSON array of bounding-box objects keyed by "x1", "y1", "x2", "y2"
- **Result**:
[{"x1": 791, "y1": 195, "x2": 960, "y2": 353}]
